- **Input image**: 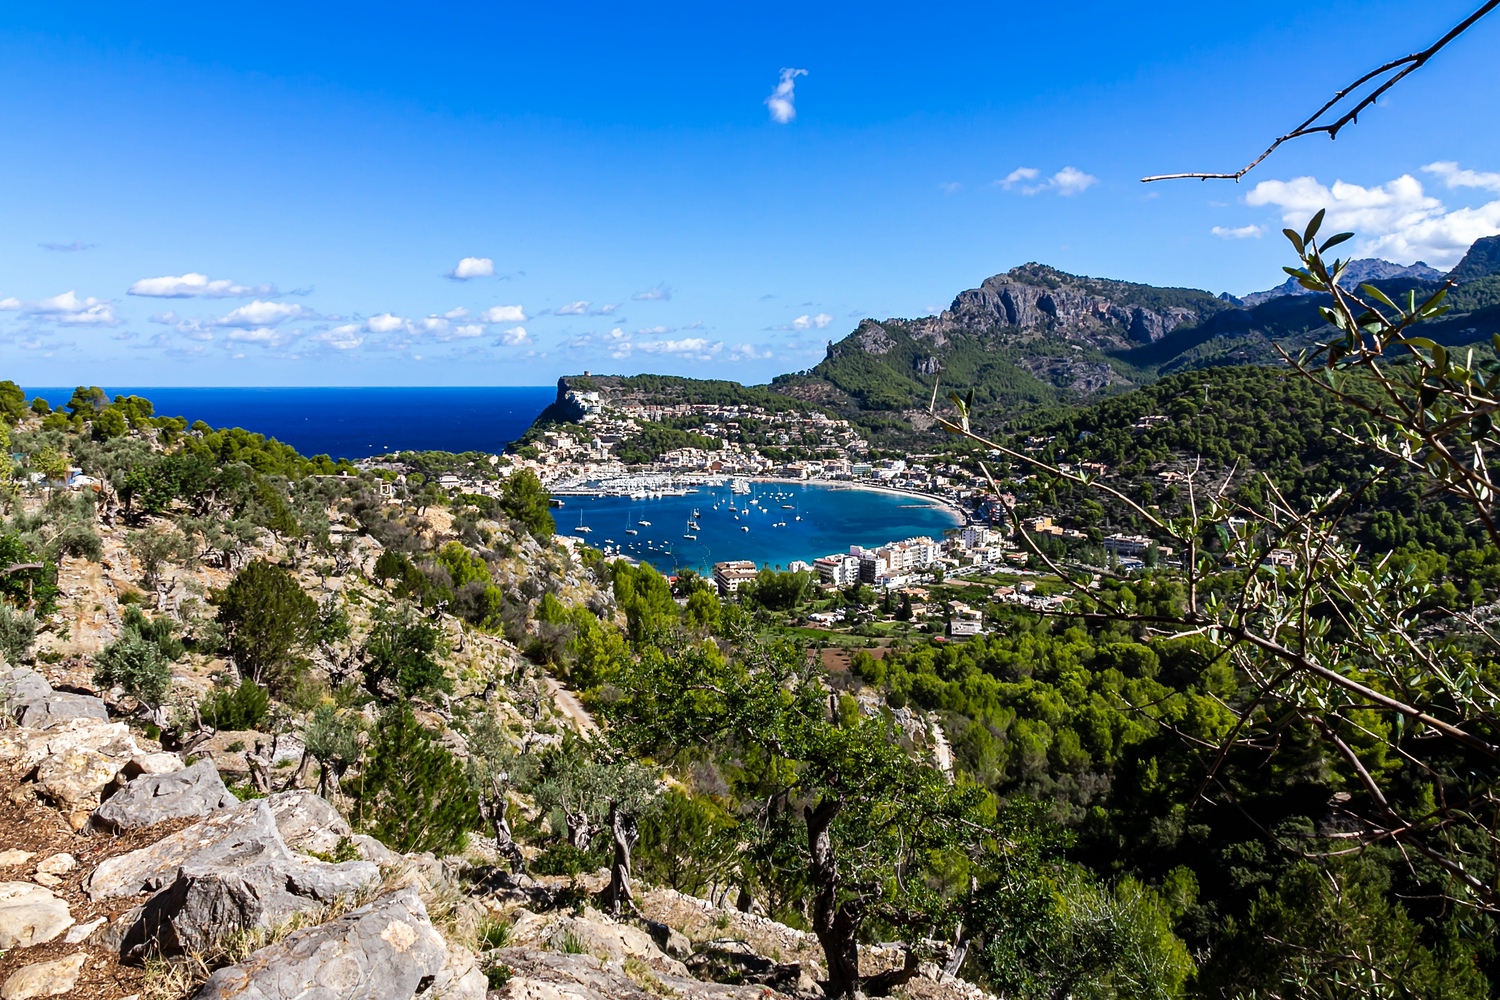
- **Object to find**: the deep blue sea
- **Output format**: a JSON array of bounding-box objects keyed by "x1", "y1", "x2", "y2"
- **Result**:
[
  {"x1": 24, "y1": 386, "x2": 556, "y2": 460},
  {"x1": 561, "y1": 482, "x2": 962, "y2": 575}
]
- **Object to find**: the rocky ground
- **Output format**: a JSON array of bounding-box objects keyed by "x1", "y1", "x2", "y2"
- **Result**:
[{"x1": 0, "y1": 663, "x2": 994, "y2": 1000}]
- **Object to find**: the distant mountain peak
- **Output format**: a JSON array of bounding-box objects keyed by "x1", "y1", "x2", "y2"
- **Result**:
[
  {"x1": 1447, "y1": 235, "x2": 1500, "y2": 283},
  {"x1": 1241, "y1": 258, "x2": 1444, "y2": 306}
]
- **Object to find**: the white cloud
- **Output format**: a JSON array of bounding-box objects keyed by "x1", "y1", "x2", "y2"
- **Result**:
[
  {"x1": 772, "y1": 312, "x2": 834, "y2": 331},
  {"x1": 443, "y1": 307, "x2": 470, "y2": 320},
  {"x1": 765, "y1": 68, "x2": 807, "y2": 124},
  {"x1": 0, "y1": 297, "x2": 19, "y2": 311},
  {"x1": 554, "y1": 301, "x2": 589, "y2": 315},
  {"x1": 30, "y1": 290, "x2": 118, "y2": 325},
  {"x1": 1211, "y1": 224, "x2": 1266, "y2": 239},
  {"x1": 217, "y1": 300, "x2": 305, "y2": 328},
  {"x1": 632, "y1": 284, "x2": 671, "y2": 301},
  {"x1": 594, "y1": 303, "x2": 619, "y2": 315},
  {"x1": 729, "y1": 344, "x2": 773, "y2": 361},
  {"x1": 1424, "y1": 160, "x2": 1500, "y2": 194},
  {"x1": 314, "y1": 325, "x2": 365, "y2": 350},
  {"x1": 226, "y1": 327, "x2": 292, "y2": 347},
  {"x1": 1051, "y1": 166, "x2": 1098, "y2": 196},
  {"x1": 128, "y1": 272, "x2": 272, "y2": 298},
  {"x1": 637, "y1": 337, "x2": 722, "y2": 359},
  {"x1": 1245, "y1": 169, "x2": 1500, "y2": 267},
  {"x1": 999, "y1": 166, "x2": 1098, "y2": 196},
  {"x1": 636, "y1": 325, "x2": 673, "y2": 335},
  {"x1": 449, "y1": 257, "x2": 495, "y2": 280},
  {"x1": 498, "y1": 325, "x2": 530, "y2": 346},
  {"x1": 452, "y1": 323, "x2": 486, "y2": 338},
  {"x1": 999, "y1": 167, "x2": 1039, "y2": 190},
  {"x1": 363, "y1": 313, "x2": 404, "y2": 334},
  {"x1": 939, "y1": 181, "x2": 962, "y2": 194},
  {"x1": 481, "y1": 304, "x2": 527, "y2": 323}
]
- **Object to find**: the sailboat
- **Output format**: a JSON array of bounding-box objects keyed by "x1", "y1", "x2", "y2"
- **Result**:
[
  {"x1": 574, "y1": 510, "x2": 592, "y2": 534},
  {"x1": 625, "y1": 511, "x2": 638, "y2": 536}
]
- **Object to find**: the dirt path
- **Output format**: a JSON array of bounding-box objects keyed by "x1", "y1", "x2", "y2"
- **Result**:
[{"x1": 545, "y1": 677, "x2": 597, "y2": 735}]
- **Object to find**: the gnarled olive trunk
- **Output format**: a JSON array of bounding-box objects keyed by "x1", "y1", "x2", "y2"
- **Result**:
[
  {"x1": 807, "y1": 797, "x2": 862, "y2": 1000},
  {"x1": 605, "y1": 802, "x2": 639, "y2": 916}
]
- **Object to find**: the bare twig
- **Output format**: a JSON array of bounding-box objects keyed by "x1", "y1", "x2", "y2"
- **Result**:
[{"x1": 1142, "y1": 1, "x2": 1499, "y2": 182}]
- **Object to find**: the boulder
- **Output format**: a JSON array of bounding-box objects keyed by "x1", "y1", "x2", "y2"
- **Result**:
[
  {"x1": 266, "y1": 789, "x2": 353, "y2": 855},
  {"x1": 0, "y1": 882, "x2": 72, "y2": 949},
  {"x1": 496, "y1": 948, "x2": 781, "y2": 1000},
  {"x1": 88, "y1": 759, "x2": 239, "y2": 833},
  {"x1": 0, "y1": 718, "x2": 141, "y2": 771},
  {"x1": 0, "y1": 668, "x2": 52, "y2": 709},
  {"x1": 15, "y1": 692, "x2": 108, "y2": 730},
  {"x1": 121, "y1": 856, "x2": 379, "y2": 961},
  {"x1": 88, "y1": 799, "x2": 292, "y2": 900},
  {"x1": 0, "y1": 953, "x2": 86, "y2": 1000},
  {"x1": 509, "y1": 907, "x2": 688, "y2": 977},
  {"x1": 34, "y1": 743, "x2": 135, "y2": 831},
  {"x1": 124, "y1": 751, "x2": 187, "y2": 777},
  {"x1": 415, "y1": 941, "x2": 487, "y2": 1000},
  {"x1": 192, "y1": 886, "x2": 448, "y2": 1000},
  {"x1": 0, "y1": 850, "x2": 34, "y2": 868}
]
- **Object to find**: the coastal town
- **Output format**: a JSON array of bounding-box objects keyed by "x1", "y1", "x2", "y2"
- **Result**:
[{"x1": 348, "y1": 379, "x2": 1175, "y2": 637}]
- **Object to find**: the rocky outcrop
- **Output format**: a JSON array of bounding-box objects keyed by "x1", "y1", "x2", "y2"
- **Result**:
[
  {"x1": 192, "y1": 887, "x2": 449, "y2": 1000},
  {"x1": 88, "y1": 759, "x2": 238, "y2": 833},
  {"x1": 1, "y1": 666, "x2": 108, "y2": 731},
  {"x1": 1449, "y1": 235, "x2": 1500, "y2": 283},
  {"x1": 508, "y1": 906, "x2": 688, "y2": 977},
  {"x1": 926, "y1": 265, "x2": 1212, "y2": 348},
  {"x1": 120, "y1": 857, "x2": 379, "y2": 961},
  {"x1": 495, "y1": 948, "x2": 784, "y2": 1000},
  {"x1": 0, "y1": 882, "x2": 72, "y2": 950},
  {"x1": 88, "y1": 799, "x2": 293, "y2": 901}
]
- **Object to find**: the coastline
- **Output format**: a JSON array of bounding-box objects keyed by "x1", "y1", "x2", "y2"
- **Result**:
[{"x1": 753, "y1": 477, "x2": 969, "y2": 524}]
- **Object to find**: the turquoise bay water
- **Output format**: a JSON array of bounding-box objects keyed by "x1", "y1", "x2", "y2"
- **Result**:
[{"x1": 559, "y1": 482, "x2": 963, "y2": 575}]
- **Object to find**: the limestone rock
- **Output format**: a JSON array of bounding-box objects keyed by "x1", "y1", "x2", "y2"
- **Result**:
[
  {"x1": 34, "y1": 743, "x2": 134, "y2": 831},
  {"x1": 415, "y1": 941, "x2": 487, "y2": 1000},
  {"x1": 509, "y1": 907, "x2": 687, "y2": 977},
  {"x1": 34, "y1": 854, "x2": 76, "y2": 876},
  {"x1": 0, "y1": 882, "x2": 72, "y2": 949},
  {"x1": 63, "y1": 915, "x2": 106, "y2": 944},
  {"x1": 121, "y1": 856, "x2": 379, "y2": 961},
  {"x1": 496, "y1": 948, "x2": 781, "y2": 1000},
  {"x1": 191, "y1": 887, "x2": 447, "y2": 1000},
  {"x1": 15, "y1": 692, "x2": 109, "y2": 730},
  {"x1": 89, "y1": 759, "x2": 238, "y2": 833},
  {"x1": 0, "y1": 719, "x2": 140, "y2": 771},
  {"x1": 0, "y1": 668, "x2": 52, "y2": 710},
  {"x1": 125, "y1": 751, "x2": 187, "y2": 776},
  {"x1": 266, "y1": 789, "x2": 352, "y2": 855},
  {"x1": 0, "y1": 952, "x2": 86, "y2": 1000},
  {"x1": 87, "y1": 799, "x2": 291, "y2": 900},
  {"x1": 0, "y1": 850, "x2": 34, "y2": 868}
]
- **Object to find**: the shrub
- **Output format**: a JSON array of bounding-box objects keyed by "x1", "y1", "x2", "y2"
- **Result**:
[
  {"x1": 216, "y1": 560, "x2": 318, "y2": 693},
  {"x1": 361, "y1": 605, "x2": 448, "y2": 700},
  {"x1": 200, "y1": 678, "x2": 270, "y2": 730},
  {"x1": 0, "y1": 602, "x2": 36, "y2": 665},
  {"x1": 349, "y1": 704, "x2": 478, "y2": 854},
  {"x1": 94, "y1": 631, "x2": 170, "y2": 709}
]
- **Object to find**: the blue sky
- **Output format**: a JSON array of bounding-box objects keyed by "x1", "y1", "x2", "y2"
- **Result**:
[{"x1": 1, "y1": 0, "x2": 1498, "y2": 386}]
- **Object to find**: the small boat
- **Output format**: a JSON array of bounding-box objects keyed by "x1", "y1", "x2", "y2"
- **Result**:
[
  {"x1": 781, "y1": 504, "x2": 795, "y2": 509},
  {"x1": 638, "y1": 520, "x2": 652, "y2": 527},
  {"x1": 795, "y1": 515, "x2": 802, "y2": 521},
  {"x1": 741, "y1": 525, "x2": 750, "y2": 532},
  {"x1": 683, "y1": 533, "x2": 697, "y2": 540},
  {"x1": 692, "y1": 508, "x2": 700, "y2": 517},
  {"x1": 626, "y1": 528, "x2": 638, "y2": 535}
]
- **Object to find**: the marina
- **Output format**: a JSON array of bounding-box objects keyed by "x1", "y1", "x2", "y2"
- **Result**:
[{"x1": 554, "y1": 480, "x2": 962, "y2": 575}]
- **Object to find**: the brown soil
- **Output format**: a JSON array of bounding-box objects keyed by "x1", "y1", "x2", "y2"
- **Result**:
[{"x1": 0, "y1": 765, "x2": 197, "y2": 1000}]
